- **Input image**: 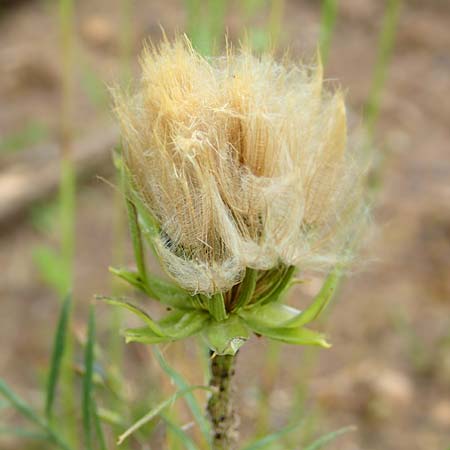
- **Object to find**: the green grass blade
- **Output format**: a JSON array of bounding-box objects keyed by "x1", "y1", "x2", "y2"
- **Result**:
[
  {"x1": 319, "y1": 0, "x2": 337, "y2": 65},
  {"x1": 45, "y1": 293, "x2": 72, "y2": 419},
  {"x1": 93, "y1": 400, "x2": 107, "y2": 450},
  {"x1": 161, "y1": 414, "x2": 199, "y2": 450},
  {"x1": 0, "y1": 379, "x2": 46, "y2": 428},
  {"x1": 82, "y1": 305, "x2": 96, "y2": 450},
  {"x1": 153, "y1": 348, "x2": 211, "y2": 441},
  {"x1": 0, "y1": 121, "x2": 49, "y2": 154},
  {"x1": 364, "y1": 0, "x2": 401, "y2": 135},
  {"x1": 33, "y1": 246, "x2": 69, "y2": 297},
  {"x1": 242, "y1": 421, "x2": 303, "y2": 450},
  {"x1": 303, "y1": 425, "x2": 356, "y2": 450},
  {"x1": 0, "y1": 379, "x2": 73, "y2": 450},
  {"x1": 117, "y1": 386, "x2": 212, "y2": 445},
  {"x1": 0, "y1": 427, "x2": 49, "y2": 440}
]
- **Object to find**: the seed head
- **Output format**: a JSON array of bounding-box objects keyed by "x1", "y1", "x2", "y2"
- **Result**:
[{"x1": 113, "y1": 36, "x2": 367, "y2": 295}]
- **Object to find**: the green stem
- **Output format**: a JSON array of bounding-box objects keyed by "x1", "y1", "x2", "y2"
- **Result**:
[{"x1": 207, "y1": 352, "x2": 238, "y2": 450}]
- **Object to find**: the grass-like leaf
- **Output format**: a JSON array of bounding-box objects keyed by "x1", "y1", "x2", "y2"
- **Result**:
[
  {"x1": 319, "y1": 0, "x2": 337, "y2": 65},
  {"x1": 161, "y1": 414, "x2": 199, "y2": 450},
  {"x1": 33, "y1": 246, "x2": 69, "y2": 297},
  {"x1": 82, "y1": 305, "x2": 96, "y2": 450},
  {"x1": 93, "y1": 400, "x2": 107, "y2": 450},
  {"x1": 241, "y1": 421, "x2": 304, "y2": 450},
  {"x1": 0, "y1": 121, "x2": 49, "y2": 154},
  {"x1": 45, "y1": 293, "x2": 72, "y2": 419},
  {"x1": 0, "y1": 379, "x2": 73, "y2": 450},
  {"x1": 0, "y1": 427, "x2": 49, "y2": 440},
  {"x1": 303, "y1": 425, "x2": 356, "y2": 450},
  {"x1": 153, "y1": 348, "x2": 211, "y2": 442},
  {"x1": 364, "y1": 0, "x2": 401, "y2": 135},
  {"x1": 117, "y1": 385, "x2": 212, "y2": 445}
]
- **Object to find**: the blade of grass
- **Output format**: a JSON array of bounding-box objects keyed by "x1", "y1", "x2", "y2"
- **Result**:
[
  {"x1": 303, "y1": 426, "x2": 356, "y2": 450},
  {"x1": 45, "y1": 293, "x2": 72, "y2": 419},
  {"x1": 242, "y1": 420, "x2": 304, "y2": 450},
  {"x1": 153, "y1": 347, "x2": 211, "y2": 441},
  {"x1": 0, "y1": 427, "x2": 49, "y2": 440},
  {"x1": 268, "y1": 0, "x2": 284, "y2": 48},
  {"x1": 364, "y1": 0, "x2": 401, "y2": 136},
  {"x1": 161, "y1": 413, "x2": 199, "y2": 450},
  {"x1": 82, "y1": 304, "x2": 96, "y2": 450},
  {"x1": 117, "y1": 386, "x2": 212, "y2": 445},
  {"x1": 0, "y1": 121, "x2": 49, "y2": 154},
  {"x1": 319, "y1": 0, "x2": 337, "y2": 65},
  {"x1": 93, "y1": 400, "x2": 107, "y2": 450},
  {"x1": 0, "y1": 379, "x2": 73, "y2": 450}
]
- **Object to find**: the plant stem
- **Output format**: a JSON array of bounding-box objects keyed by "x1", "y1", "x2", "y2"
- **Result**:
[{"x1": 207, "y1": 352, "x2": 238, "y2": 450}]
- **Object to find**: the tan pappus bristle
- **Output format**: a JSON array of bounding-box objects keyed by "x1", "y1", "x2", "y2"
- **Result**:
[{"x1": 113, "y1": 37, "x2": 367, "y2": 295}]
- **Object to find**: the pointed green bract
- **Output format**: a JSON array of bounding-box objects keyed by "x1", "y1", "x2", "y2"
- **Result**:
[
  {"x1": 244, "y1": 321, "x2": 330, "y2": 348},
  {"x1": 98, "y1": 295, "x2": 165, "y2": 336},
  {"x1": 232, "y1": 268, "x2": 257, "y2": 311},
  {"x1": 206, "y1": 292, "x2": 228, "y2": 321},
  {"x1": 239, "y1": 302, "x2": 302, "y2": 328},
  {"x1": 281, "y1": 267, "x2": 341, "y2": 328},
  {"x1": 109, "y1": 267, "x2": 193, "y2": 309},
  {"x1": 252, "y1": 265, "x2": 296, "y2": 306},
  {"x1": 124, "y1": 310, "x2": 209, "y2": 344},
  {"x1": 203, "y1": 316, "x2": 250, "y2": 355}
]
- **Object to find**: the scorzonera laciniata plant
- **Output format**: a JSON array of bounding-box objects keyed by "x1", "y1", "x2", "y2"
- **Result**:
[{"x1": 109, "y1": 36, "x2": 368, "y2": 449}]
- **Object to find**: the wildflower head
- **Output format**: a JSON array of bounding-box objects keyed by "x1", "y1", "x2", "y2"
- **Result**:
[{"x1": 113, "y1": 36, "x2": 366, "y2": 296}]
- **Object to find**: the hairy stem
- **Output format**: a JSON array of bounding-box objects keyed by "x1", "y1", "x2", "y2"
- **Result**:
[{"x1": 207, "y1": 352, "x2": 238, "y2": 450}]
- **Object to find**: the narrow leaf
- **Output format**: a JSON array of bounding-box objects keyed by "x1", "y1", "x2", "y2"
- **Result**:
[
  {"x1": 161, "y1": 414, "x2": 199, "y2": 450},
  {"x1": 319, "y1": 0, "x2": 337, "y2": 65},
  {"x1": 93, "y1": 400, "x2": 107, "y2": 450},
  {"x1": 153, "y1": 348, "x2": 211, "y2": 441},
  {"x1": 117, "y1": 386, "x2": 212, "y2": 445},
  {"x1": 303, "y1": 425, "x2": 356, "y2": 450},
  {"x1": 0, "y1": 379, "x2": 73, "y2": 450},
  {"x1": 0, "y1": 426, "x2": 49, "y2": 440},
  {"x1": 241, "y1": 421, "x2": 304, "y2": 450},
  {"x1": 33, "y1": 246, "x2": 68, "y2": 297},
  {"x1": 45, "y1": 293, "x2": 72, "y2": 419},
  {"x1": 82, "y1": 305, "x2": 95, "y2": 450}
]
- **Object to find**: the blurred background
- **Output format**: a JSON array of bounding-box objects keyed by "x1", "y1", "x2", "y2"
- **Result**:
[{"x1": 0, "y1": 1, "x2": 449, "y2": 449}]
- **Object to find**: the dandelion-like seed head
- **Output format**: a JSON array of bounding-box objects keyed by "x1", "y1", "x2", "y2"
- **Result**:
[{"x1": 113, "y1": 36, "x2": 366, "y2": 296}]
